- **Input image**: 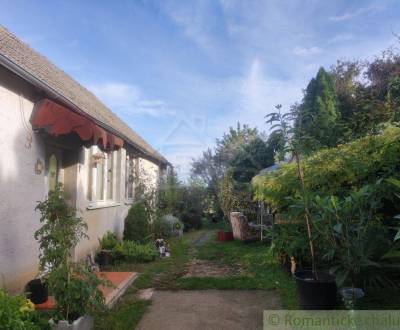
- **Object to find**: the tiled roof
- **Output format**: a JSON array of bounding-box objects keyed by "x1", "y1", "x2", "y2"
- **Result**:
[{"x1": 0, "y1": 26, "x2": 167, "y2": 164}]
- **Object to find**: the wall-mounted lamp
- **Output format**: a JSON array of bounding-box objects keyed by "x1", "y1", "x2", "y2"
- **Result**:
[{"x1": 35, "y1": 158, "x2": 44, "y2": 175}]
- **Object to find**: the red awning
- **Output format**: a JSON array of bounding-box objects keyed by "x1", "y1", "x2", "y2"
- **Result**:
[{"x1": 31, "y1": 99, "x2": 124, "y2": 150}]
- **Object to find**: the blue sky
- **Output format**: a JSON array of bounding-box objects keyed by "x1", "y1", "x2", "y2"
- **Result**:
[{"x1": 1, "y1": 0, "x2": 400, "y2": 177}]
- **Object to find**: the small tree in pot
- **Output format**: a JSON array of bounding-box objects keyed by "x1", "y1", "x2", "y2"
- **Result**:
[
  {"x1": 35, "y1": 184, "x2": 106, "y2": 328},
  {"x1": 48, "y1": 262, "x2": 105, "y2": 328},
  {"x1": 266, "y1": 105, "x2": 337, "y2": 309}
]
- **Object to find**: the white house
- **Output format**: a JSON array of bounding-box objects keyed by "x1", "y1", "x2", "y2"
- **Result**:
[{"x1": 0, "y1": 26, "x2": 168, "y2": 292}]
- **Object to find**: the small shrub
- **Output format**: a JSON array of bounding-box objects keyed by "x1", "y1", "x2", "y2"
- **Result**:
[
  {"x1": 153, "y1": 214, "x2": 183, "y2": 238},
  {"x1": 0, "y1": 289, "x2": 39, "y2": 330},
  {"x1": 123, "y1": 202, "x2": 151, "y2": 243},
  {"x1": 113, "y1": 241, "x2": 157, "y2": 262},
  {"x1": 99, "y1": 231, "x2": 119, "y2": 250}
]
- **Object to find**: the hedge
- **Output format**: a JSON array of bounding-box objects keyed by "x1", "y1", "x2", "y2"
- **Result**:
[{"x1": 252, "y1": 126, "x2": 400, "y2": 211}]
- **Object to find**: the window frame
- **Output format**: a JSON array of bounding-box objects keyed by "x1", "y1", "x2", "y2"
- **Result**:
[
  {"x1": 125, "y1": 154, "x2": 136, "y2": 203},
  {"x1": 88, "y1": 146, "x2": 118, "y2": 209}
]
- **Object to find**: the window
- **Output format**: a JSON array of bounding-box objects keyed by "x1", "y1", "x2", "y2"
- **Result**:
[
  {"x1": 96, "y1": 157, "x2": 105, "y2": 200},
  {"x1": 107, "y1": 152, "x2": 113, "y2": 200},
  {"x1": 89, "y1": 146, "x2": 116, "y2": 206},
  {"x1": 125, "y1": 155, "x2": 135, "y2": 201}
]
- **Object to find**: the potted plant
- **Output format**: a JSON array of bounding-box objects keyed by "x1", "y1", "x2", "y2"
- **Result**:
[
  {"x1": 35, "y1": 184, "x2": 106, "y2": 328},
  {"x1": 97, "y1": 231, "x2": 119, "y2": 269},
  {"x1": 266, "y1": 105, "x2": 337, "y2": 309},
  {"x1": 311, "y1": 185, "x2": 383, "y2": 309},
  {"x1": 48, "y1": 262, "x2": 106, "y2": 329}
]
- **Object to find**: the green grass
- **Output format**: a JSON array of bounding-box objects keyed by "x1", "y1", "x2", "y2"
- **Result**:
[{"x1": 176, "y1": 235, "x2": 300, "y2": 309}]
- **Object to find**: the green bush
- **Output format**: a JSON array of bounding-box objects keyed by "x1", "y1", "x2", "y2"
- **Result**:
[
  {"x1": 123, "y1": 202, "x2": 151, "y2": 243},
  {"x1": 152, "y1": 214, "x2": 183, "y2": 238},
  {"x1": 0, "y1": 289, "x2": 39, "y2": 330},
  {"x1": 152, "y1": 216, "x2": 170, "y2": 239},
  {"x1": 113, "y1": 241, "x2": 157, "y2": 262},
  {"x1": 98, "y1": 231, "x2": 119, "y2": 250},
  {"x1": 253, "y1": 126, "x2": 400, "y2": 214}
]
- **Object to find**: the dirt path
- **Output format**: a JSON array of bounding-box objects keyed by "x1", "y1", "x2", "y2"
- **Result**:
[
  {"x1": 136, "y1": 290, "x2": 280, "y2": 330},
  {"x1": 135, "y1": 231, "x2": 282, "y2": 330}
]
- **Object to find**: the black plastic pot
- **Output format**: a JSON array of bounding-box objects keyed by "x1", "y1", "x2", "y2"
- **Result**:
[
  {"x1": 294, "y1": 270, "x2": 337, "y2": 310},
  {"x1": 26, "y1": 279, "x2": 48, "y2": 304},
  {"x1": 97, "y1": 250, "x2": 113, "y2": 269}
]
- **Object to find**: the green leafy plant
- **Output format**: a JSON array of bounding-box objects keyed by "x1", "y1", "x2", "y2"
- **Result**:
[
  {"x1": 123, "y1": 202, "x2": 151, "y2": 243},
  {"x1": 34, "y1": 184, "x2": 88, "y2": 272},
  {"x1": 99, "y1": 231, "x2": 119, "y2": 250},
  {"x1": 0, "y1": 289, "x2": 39, "y2": 330},
  {"x1": 113, "y1": 241, "x2": 157, "y2": 262},
  {"x1": 310, "y1": 185, "x2": 390, "y2": 301},
  {"x1": 35, "y1": 184, "x2": 106, "y2": 323},
  {"x1": 265, "y1": 223, "x2": 310, "y2": 270},
  {"x1": 48, "y1": 262, "x2": 106, "y2": 323},
  {"x1": 266, "y1": 104, "x2": 318, "y2": 276}
]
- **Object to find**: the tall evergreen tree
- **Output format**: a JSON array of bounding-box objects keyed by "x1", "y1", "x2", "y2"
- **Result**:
[{"x1": 295, "y1": 67, "x2": 339, "y2": 151}]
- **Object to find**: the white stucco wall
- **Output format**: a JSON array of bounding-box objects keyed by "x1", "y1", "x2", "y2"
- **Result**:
[
  {"x1": 0, "y1": 66, "x2": 163, "y2": 292},
  {"x1": 0, "y1": 67, "x2": 45, "y2": 292}
]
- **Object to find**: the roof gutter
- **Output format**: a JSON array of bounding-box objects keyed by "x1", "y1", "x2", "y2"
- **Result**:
[{"x1": 0, "y1": 54, "x2": 168, "y2": 165}]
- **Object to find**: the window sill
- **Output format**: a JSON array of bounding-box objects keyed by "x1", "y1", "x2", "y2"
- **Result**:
[{"x1": 87, "y1": 202, "x2": 121, "y2": 210}]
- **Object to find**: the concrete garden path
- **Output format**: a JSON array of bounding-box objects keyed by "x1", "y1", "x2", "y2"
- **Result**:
[
  {"x1": 135, "y1": 231, "x2": 281, "y2": 330},
  {"x1": 136, "y1": 290, "x2": 280, "y2": 330}
]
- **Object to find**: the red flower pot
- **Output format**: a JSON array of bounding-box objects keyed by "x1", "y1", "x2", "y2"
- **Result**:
[{"x1": 217, "y1": 231, "x2": 234, "y2": 241}]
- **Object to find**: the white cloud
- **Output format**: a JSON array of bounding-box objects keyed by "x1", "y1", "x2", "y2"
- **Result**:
[
  {"x1": 293, "y1": 46, "x2": 321, "y2": 56},
  {"x1": 88, "y1": 82, "x2": 174, "y2": 117},
  {"x1": 237, "y1": 58, "x2": 303, "y2": 126},
  {"x1": 160, "y1": 1, "x2": 215, "y2": 54},
  {"x1": 329, "y1": 4, "x2": 386, "y2": 22}
]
